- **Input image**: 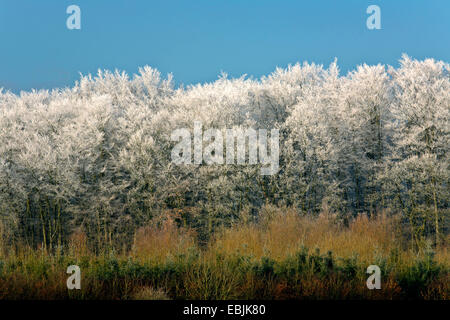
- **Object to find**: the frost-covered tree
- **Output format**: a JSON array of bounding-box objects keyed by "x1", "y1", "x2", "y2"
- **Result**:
[
  {"x1": 0, "y1": 56, "x2": 448, "y2": 249},
  {"x1": 383, "y1": 55, "x2": 449, "y2": 246}
]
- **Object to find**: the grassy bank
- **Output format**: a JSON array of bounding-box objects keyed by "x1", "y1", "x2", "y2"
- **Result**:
[{"x1": 0, "y1": 209, "x2": 448, "y2": 300}]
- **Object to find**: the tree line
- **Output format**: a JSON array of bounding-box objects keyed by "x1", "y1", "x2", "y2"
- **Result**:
[{"x1": 0, "y1": 55, "x2": 448, "y2": 250}]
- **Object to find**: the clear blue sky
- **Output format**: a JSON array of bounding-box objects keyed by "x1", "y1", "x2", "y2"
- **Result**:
[{"x1": 0, "y1": 0, "x2": 449, "y2": 93}]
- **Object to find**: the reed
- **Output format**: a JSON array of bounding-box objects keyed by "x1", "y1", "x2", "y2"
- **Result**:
[{"x1": 0, "y1": 207, "x2": 448, "y2": 300}]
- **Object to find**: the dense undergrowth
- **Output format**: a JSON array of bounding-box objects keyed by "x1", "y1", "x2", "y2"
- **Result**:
[{"x1": 0, "y1": 208, "x2": 448, "y2": 300}]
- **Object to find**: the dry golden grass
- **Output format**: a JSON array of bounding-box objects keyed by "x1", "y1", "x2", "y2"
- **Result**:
[
  {"x1": 211, "y1": 206, "x2": 448, "y2": 268},
  {"x1": 435, "y1": 234, "x2": 449, "y2": 266},
  {"x1": 131, "y1": 212, "x2": 196, "y2": 262},
  {"x1": 132, "y1": 287, "x2": 171, "y2": 300},
  {"x1": 67, "y1": 229, "x2": 90, "y2": 257}
]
